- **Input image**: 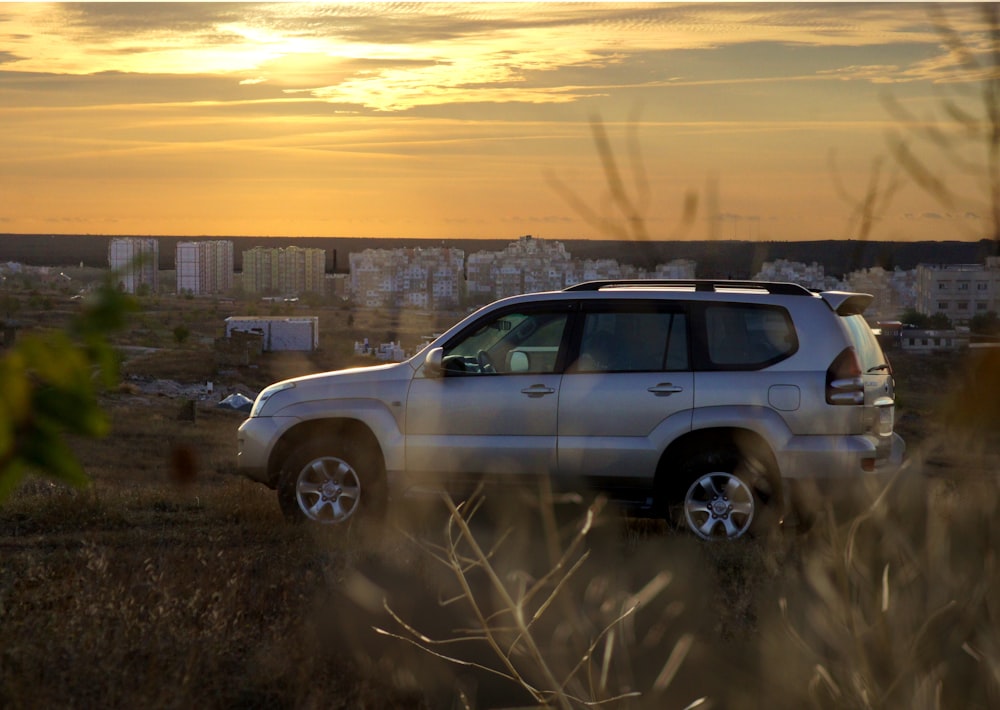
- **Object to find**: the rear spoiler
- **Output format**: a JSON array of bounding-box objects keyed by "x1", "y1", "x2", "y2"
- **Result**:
[{"x1": 820, "y1": 291, "x2": 873, "y2": 316}]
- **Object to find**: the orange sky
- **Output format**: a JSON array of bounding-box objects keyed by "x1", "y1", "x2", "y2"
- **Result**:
[{"x1": 1, "y1": 2, "x2": 997, "y2": 242}]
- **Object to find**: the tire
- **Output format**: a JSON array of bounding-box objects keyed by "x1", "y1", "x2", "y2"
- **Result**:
[
  {"x1": 673, "y1": 451, "x2": 778, "y2": 541},
  {"x1": 277, "y1": 440, "x2": 386, "y2": 525}
]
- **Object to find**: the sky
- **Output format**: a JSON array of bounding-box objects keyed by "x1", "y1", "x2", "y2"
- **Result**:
[{"x1": 0, "y1": 2, "x2": 997, "y2": 242}]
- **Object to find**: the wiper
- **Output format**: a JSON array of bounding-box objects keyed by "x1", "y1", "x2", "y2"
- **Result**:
[{"x1": 867, "y1": 363, "x2": 891, "y2": 373}]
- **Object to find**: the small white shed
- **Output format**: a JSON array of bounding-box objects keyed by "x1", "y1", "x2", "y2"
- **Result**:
[{"x1": 225, "y1": 316, "x2": 319, "y2": 352}]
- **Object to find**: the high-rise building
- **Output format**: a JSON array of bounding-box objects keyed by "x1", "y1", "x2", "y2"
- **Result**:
[
  {"x1": 108, "y1": 237, "x2": 158, "y2": 294},
  {"x1": 176, "y1": 240, "x2": 234, "y2": 295},
  {"x1": 241, "y1": 246, "x2": 326, "y2": 296}
]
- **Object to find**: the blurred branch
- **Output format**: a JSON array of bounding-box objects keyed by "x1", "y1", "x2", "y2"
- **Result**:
[
  {"x1": 546, "y1": 113, "x2": 698, "y2": 241},
  {"x1": 877, "y1": 4, "x2": 1000, "y2": 244},
  {"x1": 830, "y1": 150, "x2": 906, "y2": 242},
  {"x1": 377, "y1": 488, "x2": 670, "y2": 705}
]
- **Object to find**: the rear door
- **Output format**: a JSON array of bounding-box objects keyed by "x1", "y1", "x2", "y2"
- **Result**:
[
  {"x1": 557, "y1": 301, "x2": 694, "y2": 489},
  {"x1": 690, "y1": 301, "x2": 800, "y2": 422}
]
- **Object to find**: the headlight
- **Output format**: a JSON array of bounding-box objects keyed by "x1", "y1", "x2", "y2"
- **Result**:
[{"x1": 250, "y1": 381, "x2": 295, "y2": 417}]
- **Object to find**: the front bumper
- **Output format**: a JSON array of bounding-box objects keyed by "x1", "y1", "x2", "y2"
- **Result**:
[{"x1": 236, "y1": 416, "x2": 296, "y2": 486}]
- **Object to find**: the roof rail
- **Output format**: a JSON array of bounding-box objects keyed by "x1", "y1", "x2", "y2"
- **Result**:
[{"x1": 563, "y1": 279, "x2": 813, "y2": 296}]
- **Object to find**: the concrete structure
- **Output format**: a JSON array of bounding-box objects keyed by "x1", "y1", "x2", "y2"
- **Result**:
[
  {"x1": 225, "y1": 316, "x2": 319, "y2": 352},
  {"x1": 900, "y1": 328, "x2": 968, "y2": 353},
  {"x1": 176, "y1": 240, "x2": 233, "y2": 295},
  {"x1": 108, "y1": 237, "x2": 158, "y2": 294},
  {"x1": 242, "y1": 246, "x2": 326, "y2": 296},
  {"x1": 916, "y1": 257, "x2": 1000, "y2": 325}
]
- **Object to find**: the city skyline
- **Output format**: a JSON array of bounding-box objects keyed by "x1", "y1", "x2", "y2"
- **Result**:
[{"x1": 2, "y1": 3, "x2": 998, "y2": 242}]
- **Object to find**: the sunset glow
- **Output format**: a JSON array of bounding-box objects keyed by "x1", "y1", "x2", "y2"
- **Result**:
[{"x1": 0, "y1": 2, "x2": 996, "y2": 241}]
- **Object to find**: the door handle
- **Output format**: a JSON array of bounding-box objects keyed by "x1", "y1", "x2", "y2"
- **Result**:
[
  {"x1": 648, "y1": 383, "x2": 683, "y2": 396},
  {"x1": 521, "y1": 385, "x2": 556, "y2": 398}
]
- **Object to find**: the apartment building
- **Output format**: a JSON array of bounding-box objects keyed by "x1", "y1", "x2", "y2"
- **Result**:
[
  {"x1": 916, "y1": 257, "x2": 1000, "y2": 324},
  {"x1": 466, "y1": 235, "x2": 697, "y2": 304},
  {"x1": 845, "y1": 266, "x2": 917, "y2": 322},
  {"x1": 349, "y1": 246, "x2": 464, "y2": 309},
  {"x1": 351, "y1": 235, "x2": 700, "y2": 309},
  {"x1": 466, "y1": 235, "x2": 574, "y2": 300},
  {"x1": 176, "y1": 240, "x2": 233, "y2": 295},
  {"x1": 108, "y1": 237, "x2": 158, "y2": 294},
  {"x1": 754, "y1": 259, "x2": 844, "y2": 291},
  {"x1": 242, "y1": 246, "x2": 326, "y2": 296}
]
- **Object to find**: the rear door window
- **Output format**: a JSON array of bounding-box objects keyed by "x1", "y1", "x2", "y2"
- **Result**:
[
  {"x1": 571, "y1": 304, "x2": 688, "y2": 372},
  {"x1": 702, "y1": 304, "x2": 797, "y2": 369}
]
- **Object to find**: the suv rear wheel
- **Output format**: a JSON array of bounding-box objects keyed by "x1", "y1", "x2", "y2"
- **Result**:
[
  {"x1": 674, "y1": 451, "x2": 777, "y2": 540},
  {"x1": 278, "y1": 440, "x2": 386, "y2": 525}
]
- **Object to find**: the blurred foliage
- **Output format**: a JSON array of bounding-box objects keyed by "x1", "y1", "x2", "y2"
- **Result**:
[
  {"x1": 0, "y1": 281, "x2": 135, "y2": 500},
  {"x1": 172, "y1": 324, "x2": 191, "y2": 345},
  {"x1": 970, "y1": 310, "x2": 1000, "y2": 336},
  {"x1": 899, "y1": 308, "x2": 953, "y2": 330},
  {"x1": 940, "y1": 348, "x2": 1000, "y2": 442}
]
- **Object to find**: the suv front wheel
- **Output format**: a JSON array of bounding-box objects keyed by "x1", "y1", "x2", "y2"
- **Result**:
[{"x1": 278, "y1": 440, "x2": 386, "y2": 525}]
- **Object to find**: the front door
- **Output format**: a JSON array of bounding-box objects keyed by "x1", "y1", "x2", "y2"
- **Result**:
[{"x1": 405, "y1": 305, "x2": 571, "y2": 480}]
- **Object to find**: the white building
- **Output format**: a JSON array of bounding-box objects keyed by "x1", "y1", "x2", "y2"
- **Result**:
[
  {"x1": 108, "y1": 237, "x2": 158, "y2": 294},
  {"x1": 176, "y1": 240, "x2": 233, "y2": 295},
  {"x1": 916, "y1": 257, "x2": 1000, "y2": 324},
  {"x1": 225, "y1": 316, "x2": 318, "y2": 351}
]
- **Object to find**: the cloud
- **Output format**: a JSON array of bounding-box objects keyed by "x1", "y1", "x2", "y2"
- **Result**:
[
  {"x1": 4, "y1": 2, "x2": 989, "y2": 113},
  {"x1": 902, "y1": 211, "x2": 983, "y2": 222}
]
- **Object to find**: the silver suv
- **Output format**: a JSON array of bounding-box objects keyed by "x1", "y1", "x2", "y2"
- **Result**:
[{"x1": 237, "y1": 280, "x2": 905, "y2": 539}]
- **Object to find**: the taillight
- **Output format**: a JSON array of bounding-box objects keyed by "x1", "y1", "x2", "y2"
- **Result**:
[{"x1": 826, "y1": 347, "x2": 864, "y2": 405}]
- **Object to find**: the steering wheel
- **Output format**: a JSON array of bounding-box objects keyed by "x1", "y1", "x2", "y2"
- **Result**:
[{"x1": 476, "y1": 350, "x2": 496, "y2": 374}]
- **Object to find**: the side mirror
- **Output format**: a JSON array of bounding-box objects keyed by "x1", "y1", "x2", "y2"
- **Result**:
[{"x1": 423, "y1": 346, "x2": 444, "y2": 378}]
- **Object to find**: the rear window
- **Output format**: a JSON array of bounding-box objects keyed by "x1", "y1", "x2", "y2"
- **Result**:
[
  {"x1": 704, "y1": 304, "x2": 797, "y2": 368},
  {"x1": 841, "y1": 314, "x2": 887, "y2": 371}
]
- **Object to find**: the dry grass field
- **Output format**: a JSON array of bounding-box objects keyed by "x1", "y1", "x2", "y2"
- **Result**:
[{"x1": 2, "y1": 284, "x2": 999, "y2": 708}]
